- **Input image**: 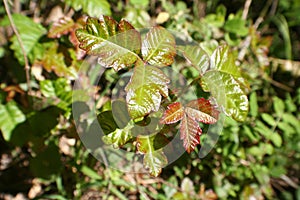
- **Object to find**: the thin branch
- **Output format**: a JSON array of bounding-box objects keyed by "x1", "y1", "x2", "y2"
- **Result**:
[
  {"x1": 3, "y1": 0, "x2": 32, "y2": 94},
  {"x1": 242, "y1": 0, "x2": 252, "y2": 20}
]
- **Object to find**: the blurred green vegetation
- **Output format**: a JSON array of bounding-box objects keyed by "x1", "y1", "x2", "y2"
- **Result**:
[{"x1": 0, "y1": 0, "x2": 299, "y2": 199}]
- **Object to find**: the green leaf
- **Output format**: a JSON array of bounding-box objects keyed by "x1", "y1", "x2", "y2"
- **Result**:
[
  {"x1": 270, "y1": 132, "x2": 282, "y2": 147},
  {"x1": 261, "y1": 113, "x2": 276, "y2": 127},
  {"x1": 143, "y1": 149, "x2": 168, "y2": 177},
  {"x1": 200, "y1": 45, "x2": 249, "y2": 121},
  {"x1": 130, "y1": 0, "x2": 149, "y2": 7},
  {"x1": 136, "y1": 133, "x2": 169, "y2": 153},
  {"x1": 224, "y1": 18, "x2": 248, "y2": 36},
  {"x1": 76, "y1": 16, "x2": 141, "y2": 71},
  {"x1": 179, "y1": 45, "x2": 210, "y2": 75},
  {"x1": 249, "y1": 92, "x2": 258, "y2": 117},
  {"x1": 80, "y1": 166, "x2": 102, "y2": 180},
  {"x1": 125, "y1": 64, "x2": 170, "y2": 119},
  {"x1": 48, "y1": 17, "x2": 75, "y2": 38},
  {"x1": 0, "y1": 101, "x2": 26, "y2": 141},
  {"x1": 201, "y1": 71, "x2": 248, "y2": 121},
  {"x1": 40, "y1": 78, "x2": 72, "y2": 111},
  {"x1": 65, "y1": 0, "x2": 111, "y2": 17},
  {"x1": 273, "y1": 96, "x2": 285, "y2": 115},
  {"x1": 142, "y1": 26, "x2": 176, "y2": 67},
  {"x1": 102, "y1": 120, "x2": 134, "y2": 148},
  {"x1": 1, "y1": 14, "x2": 46, "y2": 64},
  {"x1": 112, "y1": 100, "x2": 131, "y2": 128},
  {"x1": 41, "y1": 43, "x2": 77, "y2": 79},
  {"x1": 136, "y1": 133, "x2": 168, "y2": 176}
]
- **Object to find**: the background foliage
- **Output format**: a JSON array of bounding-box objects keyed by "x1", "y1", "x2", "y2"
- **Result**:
[{"x1": 0, "y1": 0, "x2": 299, "y2": 199}]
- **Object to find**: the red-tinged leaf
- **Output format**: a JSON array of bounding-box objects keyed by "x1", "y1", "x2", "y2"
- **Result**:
[
  {"x1": 180, "y1": 114, "x2": 202, "y2": 153},
  {"x1": 160, "y1": 102, "x2": 184, "y2": 124},
  {"x1": 48, "y1": 17, "x2": 75, "y2": 38},
  {"x1": 185, "y1": 98, "x2": 219, "y2": 124},
  {"x1": 142, "y1": 26, "x2": 176, "y2": 67},
  {"x1": 75, "y1": 16, "x2": 141, "y2": 71}
]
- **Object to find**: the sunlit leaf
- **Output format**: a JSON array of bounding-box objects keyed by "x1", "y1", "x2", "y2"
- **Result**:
[
  {"x1": 48, "y1": 17, "x2": 75, "y2": 38},
  {"x1": 201, "y1": 45, "x2": 249, "y2": 121},
  {"x1": 126, "y1": 64, "x2": 170, "y2": 119},
  {"x1": 41, "y1": 43, "x2": 77, "y2": 79},
  {"x1": 143, "y1": 149, "x2": 168, "y2": 177},
  {"x1": 65, "y1": 0, "x2": 111, "y2": 17},
  {"x1": 160, "y1": 98, "x2": 219, "y2": 153},
  {"x1": 179, "y1": 45, "x2": 210, "y2": 75},
  {"x1": 0, "y1": 101, "x2": 26, "y2": 141},
  {"x1": 180, "y1": 114, "x2": 202, "y2": 153},
  {"x1": 136, "y1": 133, "x2": 169, "y2": 153},
  {"x1": 102, "y1": 120, "x2": 134, "y2": 148},
  {"x1": 160, "y1": 102, "x2": 184, "y2": 124},
  {"x1": 185, "y1": 98, "x2": 219, "y2": 124},
  {"x1": 136, "y1": 133, "x2": 168, "y2": 176},
  {"x1": 76, "y1": 16, "x2": 141, "y2": 71},
  {"x1": 142, "y1": 26, "x2": 176, "y2": 67},
  {"x1": 1, "y1": 14, "x2": 46, "y2": 65},
  {"x1": 201, "y1": 71, "x2": 248, "y2": 121}
]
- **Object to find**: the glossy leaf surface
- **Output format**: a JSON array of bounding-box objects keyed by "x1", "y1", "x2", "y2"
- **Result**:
[
  {"x1": 160, "y1": 102, "x2": 184, "y2": 124},
  {"x1": 179, "y1": 45, "x2": 210, "y2": 75},
  {"x1": 142, "y1": 26, "x2": 176, "y2": 67},
  {"x1": 137, "y1": 133, "x2": 168, "y2": 176},
  {"x1": 76, "y1": 16, "x2": 141, "y2": 71},
  {"x1": 126, "y1": 64, "x2": 170, "y2": 119},
  {"x1": 102, "y1": 120, "x2": 134, "y2": 148},
  {"x1": 180, "y1": 114, "x2": 202, "y2": 153},
  {"x1": 201, "y1": 45, "x2": 249, "y2": 121},
  {"x1": 160, "y1": 98, "x2": 219, "y2": 153},
  {"x1": 185, "y1": 98, "x2": 219, "y2": 124},
  {"x1": 201, "y1": 71, "x2": 248, "y2": 121}
]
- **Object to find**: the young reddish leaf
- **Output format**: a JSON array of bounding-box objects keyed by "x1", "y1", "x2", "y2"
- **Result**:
[
  {"x1": 142, "y1": 26, "x2": 176, "y2": 67},
  {"x1": 75, "y1": 16, "x2": 141, "y2": 71},
  {"x1": 125, "y1": 64, "x2": 170, "y2": 119},
  {"x1": 48, "y1": 17, "x2": 75, "y2": 38},
  {"x1": 160, "y1": 98, "x2": 219, "y2": 153},
  {"x1": 160, "y1": 102, "x2": 184, "y2": 124},
  {"x1": 185, "y1": 98, "x2": 219, "y2": 124},
  {"x1": 180, "y1": 114, "x2": 202, "y2": 153}
]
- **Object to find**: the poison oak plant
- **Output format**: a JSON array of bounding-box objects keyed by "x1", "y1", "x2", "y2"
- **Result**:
[{"x1": 75, "y1": 15, "x2": 249, "y2": 176}]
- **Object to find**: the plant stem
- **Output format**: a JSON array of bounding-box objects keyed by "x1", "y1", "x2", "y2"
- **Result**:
[{"x1": 3, "y1": 0, "x2": 32, "y2": 94}]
